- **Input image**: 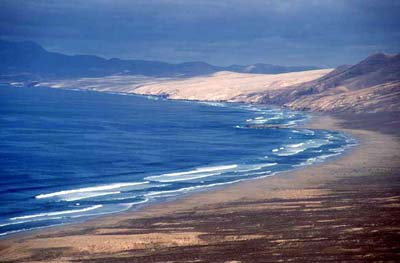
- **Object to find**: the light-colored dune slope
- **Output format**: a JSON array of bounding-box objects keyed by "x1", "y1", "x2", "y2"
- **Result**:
[{"x1": 133, "y1": 69, "x2": 332, "y2": 102}]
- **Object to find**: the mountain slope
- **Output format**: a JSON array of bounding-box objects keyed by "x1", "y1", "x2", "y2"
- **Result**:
[
  {"x1": 256, "y1": 53, "x2": 400, "y2": 113},
  {"x1": 0, "y1": 39, "x2": 318, "y2": 79}
]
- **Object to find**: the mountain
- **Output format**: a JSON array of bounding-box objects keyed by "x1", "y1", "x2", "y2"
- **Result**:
[
  {"x1": 257, "y1": 53, "x2": 400, "y2": 114},
  {"x1": 0, "y1": 39, "x2": 318, "y2": 80},
  {"x1": 95, "y1": 53, "x2": 398, "y2": 116},
  {"x1": 28, "y1": 52, "x2": 399, "y2": 134}
]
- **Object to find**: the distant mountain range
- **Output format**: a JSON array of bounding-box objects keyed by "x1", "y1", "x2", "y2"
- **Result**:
[
  {"x1": 0, "y1": 39, "x2": 319, "y2": 80},
  {"x1": 81, "y1": 51, "x2": 397, "y2": 116}
]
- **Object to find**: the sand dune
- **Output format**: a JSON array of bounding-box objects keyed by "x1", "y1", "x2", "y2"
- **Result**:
[{"x1": 133, "y1": 69, "x2": 332, "y2": 102}]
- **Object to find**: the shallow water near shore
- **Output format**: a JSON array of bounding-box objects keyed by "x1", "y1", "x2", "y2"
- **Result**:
[{"x1": 0, "y1": 85, "x2": 355, "y2": 236}]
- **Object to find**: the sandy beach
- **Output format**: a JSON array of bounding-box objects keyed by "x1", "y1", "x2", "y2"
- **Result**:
[{"x1": 0, "y1": 112, "x2": 399, "y2": 262}]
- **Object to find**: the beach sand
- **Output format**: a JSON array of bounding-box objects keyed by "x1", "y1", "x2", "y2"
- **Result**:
[{"x1": 0, "y1": 114, "x2": 399, "y2": 262}]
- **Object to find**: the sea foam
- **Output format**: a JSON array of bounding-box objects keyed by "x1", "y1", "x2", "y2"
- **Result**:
[
  {"x1": 10, "y1": 205, "x2": 103, "y2": 221},
  {"x1": 36, "y1": 182, "x2": 149, "y2": 200},
  {"x1": 145, "y1": 164, "x2": 238, "y2": 182},
  {"x1": 275, "y1": 139, "x2": 329, "y2": 156}
]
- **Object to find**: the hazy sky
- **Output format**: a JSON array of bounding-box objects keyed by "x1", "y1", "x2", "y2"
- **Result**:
[{"x1": 1, "y1": 0, "x2": 399, "y2": 67}]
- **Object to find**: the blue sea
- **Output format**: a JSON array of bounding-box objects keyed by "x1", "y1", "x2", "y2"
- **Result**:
[{"x1": 0, "y1": 85, "x2": 355, "y2": 236}]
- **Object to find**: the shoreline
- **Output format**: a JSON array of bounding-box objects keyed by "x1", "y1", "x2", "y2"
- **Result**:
[
  {"x1": 0, "y1": 101, "x2": 352, "y2": 239},
  {"x1": 1, "y1": 111, "x2": 399, "y2": 262},
  {"x1": 0, "y1": 88, "x2": 352, "y2": 239}
]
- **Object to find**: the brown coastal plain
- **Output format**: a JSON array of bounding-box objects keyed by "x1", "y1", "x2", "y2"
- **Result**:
[{"x1": 0, "y1": 113, "x2": 399, "y2": 263}]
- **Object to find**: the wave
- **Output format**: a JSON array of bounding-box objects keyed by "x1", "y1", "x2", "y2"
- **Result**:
[
  {"x1": 0, "y1": 223, "x2": 65, "y2": 237},
  {"x1": 236, "y1": 163, "x2": 277, "y2": 173},
  {"x1": 61, "y1": 191, "x2": 121, "y2": 202},
  {"x1": 198, "y1": 101, "x2": 227, "y2": 107},
  {"x1": 284, "y1": 120, "x2": 299, "y2": 127},
  {"x1": 246, "y1": 115, "x2": 282, "y2": 124},
  {"x1": 274, "y1": 139, "x2": 329, "y2": 156},
  {"x1": 291, "y1": 129, "x2": 315, "y2": 136},
  {"x1": 70, "y1": 199, "x2": 149, "y2": 219},
  {"x1": 10, "y1": 205, "x2": 103, "y2": 221},
  {"x1": 297, "y1": 152, "x2": 343, "y2": 167},
  {"x1": 245, "y1": 113, "x2": 304, "y2": 127},
  {"x1": 145, "y1": 170, "x2": 279, "y2": 200},
  {"x1": 145, "y1": 164, "x2": 238, "y2": 182},
  {"x1": 145, "y1": 179, "x2": 245, "y2": 198},
  {"x1": 145, "y1": 95, "x2": 160, "y2": 100},
  {"x1": 247, "y1": 170, "x2": 272, "y2": 176},
  {"x1": 35, "y1": 182, "x2": 149, "y2": 200}
]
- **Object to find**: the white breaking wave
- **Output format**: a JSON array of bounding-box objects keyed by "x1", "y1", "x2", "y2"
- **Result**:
[
  {"x1": 236, "y1": 163, "x2": 277, "y2": 173},
  {"x1": 275, "y1": 139, "x2": 329, "y2": 156},
  {"x1": 62, "y1": 191, "x2": 121, "y2": 202},
  {"x1": 10, "y1": 205, "x2": 103, "y2": 221},
  {"x1": 145, "y1": 169, "x2": 280, "y2": 200},
  {"x1": 246, "y1": 115, "x2": 278, "y2": 124},
  {"x1": 291, "y1": 129, "x2": 315, "y2": 136},
  {"x1": 70, "y1": 199, "x2": 149, "y2": 219},
  {"x1": 36, "y1": 182, "x2": 149, "y2": 200},
  {"x1": 247, "y1": 170, "x2": 272, "y2": 176},
  {"x1": 145, "y1": 172, "x2": 222, "y2": 183},
  {"x1": 297, "y1": 152, "x2": 343, "y2": 167},
  {"x1": 0, "y1": 219, "x2": 46, "y2": 228},
  {"x1": 198, "y1": 101, "x2": 226, "y2": 107},
  {"x1": 145, "y1": 164, "x2": 238, "y2": 182},
  {"x1": 145, "y1": 95, "x2": 160, "y2": 100},
  {"x1": 0, "y1": 223, "x2": 65, "y2": 237},
  {"x1": 145, "y1": 179, "x2": 245, "y2": 198},
  {"x1": 289, "y1": 143, "x2": 305, "y2": 148},
  {"x1": 284, "y1": 120, "x2": 298, "y2": 127}
]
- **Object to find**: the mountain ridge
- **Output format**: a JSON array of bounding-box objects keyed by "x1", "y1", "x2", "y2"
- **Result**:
[
  {"x1": 255, "y1": 52, "x2": 400, "y2": 114},
  {"x1": 0, "y1": 39, "x2": 319, "y2": 79},
  {"x1": 118, "y1": 52, "x2": 399, "y2": 115}
]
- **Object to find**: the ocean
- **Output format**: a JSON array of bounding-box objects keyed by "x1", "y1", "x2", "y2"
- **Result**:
[{"x1": 0, "y1": 85, "x2": 355, "y2": 236}]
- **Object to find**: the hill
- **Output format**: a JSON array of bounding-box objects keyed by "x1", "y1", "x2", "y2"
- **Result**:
[
  {"x1": 0, "y1": 39, "x2": 318, "y2": 79},
  {"x1": 257, "y1": 53, "x2": 400, "y2": 114},
  {"x1": 133, "y1": 70, "x2": 332, "y2": 101},
  {"x1": 131, "y1": 53, "x2": 400, "y2": 118}
]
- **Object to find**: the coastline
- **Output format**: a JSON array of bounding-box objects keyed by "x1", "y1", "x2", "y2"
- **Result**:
[{"x1": 0, "y1": 112, "x2": 399, "y2": 262}]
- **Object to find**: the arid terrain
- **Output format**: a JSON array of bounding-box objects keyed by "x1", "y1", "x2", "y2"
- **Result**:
[
  {"x1": 36, "y1": 69, "x2": 331, "y2": 101},
  {"x1": 134, "y1": 53, "x2": 400, "y2": 115},
  {"x1": 133, "y1": 69, "x2": 332, "y2": 102},
  {"x1": 38, "y1": 53, "x2": 400, "y2": 119}
]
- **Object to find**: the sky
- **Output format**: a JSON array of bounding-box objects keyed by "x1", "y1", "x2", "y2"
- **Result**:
[{"x1": 0, "y1": 0, "x2": 399, "y2": 67}]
